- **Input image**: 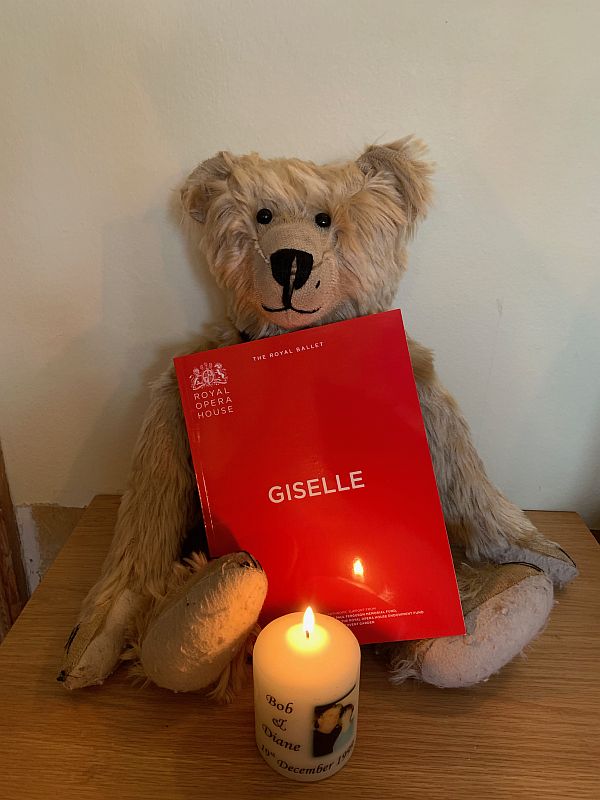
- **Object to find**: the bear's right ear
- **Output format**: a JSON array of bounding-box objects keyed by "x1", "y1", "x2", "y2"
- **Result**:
[{"x1": 180, "y1": 151, "x2": 236, "y2": 223}]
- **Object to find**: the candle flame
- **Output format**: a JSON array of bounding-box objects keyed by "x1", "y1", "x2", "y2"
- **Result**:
[
  {"x1": 353, "y1": 558, "x2": 364, "y2": 578},
  {"x1": 303, "y1": 606, "x2": 315, "y2": 638}
]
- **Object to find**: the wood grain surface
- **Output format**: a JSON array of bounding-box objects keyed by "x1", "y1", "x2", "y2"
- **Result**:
[{"x1": 0, "y1": 496, "x2": 598, "y2": 799}]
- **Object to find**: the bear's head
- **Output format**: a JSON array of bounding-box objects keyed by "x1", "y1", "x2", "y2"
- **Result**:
[{"x1": 181, "y1": 137, "x2": 433, "y2": 338}]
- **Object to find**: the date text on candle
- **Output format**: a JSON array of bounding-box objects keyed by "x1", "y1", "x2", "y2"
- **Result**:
[{"x1": 271, "y1": 742, "x2": 354, "y2": 776}]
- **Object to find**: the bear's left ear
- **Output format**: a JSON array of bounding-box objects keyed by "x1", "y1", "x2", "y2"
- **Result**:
[
  {"x1": 181, "y1": 151, "x2": 237, "y2": 224},
  {"x1": 356, "y1": 137, "x2": 434, "y2": 231}
]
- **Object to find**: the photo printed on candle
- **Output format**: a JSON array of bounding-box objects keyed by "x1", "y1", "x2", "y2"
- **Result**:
[{"x1": 313, "y1": 684, "x2": 357, "y2": 758}]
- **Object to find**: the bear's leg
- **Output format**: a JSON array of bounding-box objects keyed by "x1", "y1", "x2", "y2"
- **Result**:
[
  {"x1": 136, "y1": 551, "x2": 267, "y2": 700},
  {"x1": 387, "y1": 560, "x2": 553, "y2": 688},
  {"x1": 59, "y1": 369, "x2": 199, "y2": 689},
  {"x1": 417, "y1": 378, "x2": 577, "y2": 586}
]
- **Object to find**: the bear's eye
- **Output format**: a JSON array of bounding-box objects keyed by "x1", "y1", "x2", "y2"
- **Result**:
[
  {"x1": 315, "y1": 212, "x2": 331, "y2": 228},
  {"x1": 256, "y1": 208, "x2": 273, "y2": 225}
]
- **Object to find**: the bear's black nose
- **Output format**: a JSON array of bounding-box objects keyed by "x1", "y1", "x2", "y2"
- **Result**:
[{"x1": 270, "y1": 248, "x2": 313, "y2": 308}]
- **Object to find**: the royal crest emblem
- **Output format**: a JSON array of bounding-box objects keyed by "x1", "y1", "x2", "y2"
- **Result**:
[{"x1": 190, "y1": 362, "x2": 228, "y2": 390}]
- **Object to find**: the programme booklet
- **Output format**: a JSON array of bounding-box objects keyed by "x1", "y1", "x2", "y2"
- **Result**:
[{"x1": 174, "y1": 310, "x2": 464, "y2": 645}]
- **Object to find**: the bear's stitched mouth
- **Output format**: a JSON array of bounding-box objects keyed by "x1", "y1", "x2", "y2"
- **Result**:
[{"x1": 261, "y1": 304, "x2": 321, "y2": 315}]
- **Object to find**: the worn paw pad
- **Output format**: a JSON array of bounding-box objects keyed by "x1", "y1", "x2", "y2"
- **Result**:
[{"x1": 140, "y1": 552, "x2": 267, "y2": 693}]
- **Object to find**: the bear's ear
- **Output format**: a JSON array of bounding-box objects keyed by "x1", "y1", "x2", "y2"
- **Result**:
[
  {"x1": 181, "y1": 151, "x2": 236, "y2": 223},
  {"x1": 356, "y1": 137, "x2": 434, "y2": 232}
]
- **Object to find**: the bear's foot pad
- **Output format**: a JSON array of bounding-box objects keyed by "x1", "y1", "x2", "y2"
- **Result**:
[
  {"x1": 389, "y1": 563, "x2": 553, "y2": 688},
  {"x1": 140, "y1": 552, "x2": 267, "y2": 696}
]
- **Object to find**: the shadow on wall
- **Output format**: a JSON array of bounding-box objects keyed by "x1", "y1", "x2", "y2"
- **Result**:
[
  {"x1": 43, "y1": 183, "x2": 225, "y2": 505},
  {"x1": 402, "y1": 158, "x2": 600, "y2": 531},
  {"x1": 486, "y1": 300, "x2": 600, "y2": 530},
  {"x1": 561, "y1": 311, "x2": 600, "y2": 529}
]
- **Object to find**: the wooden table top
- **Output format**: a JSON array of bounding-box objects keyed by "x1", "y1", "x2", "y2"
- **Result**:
[{"x1": 0, "y1": 496, "x2": 598, "y2": 799}]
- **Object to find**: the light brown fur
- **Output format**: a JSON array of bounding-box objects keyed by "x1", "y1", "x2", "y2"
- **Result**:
[{"x1": 61, "y1": 137, "x2": 577, "y2": 697}]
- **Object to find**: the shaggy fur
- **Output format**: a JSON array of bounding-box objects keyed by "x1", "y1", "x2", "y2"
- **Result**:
[{"x1": 60, "y1": 137, "x2": 577, "y2": 698}]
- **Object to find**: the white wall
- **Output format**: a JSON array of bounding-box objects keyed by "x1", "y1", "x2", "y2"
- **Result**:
[{"x1": 1, "y1": 0, "x2": 599, "y2": 527}]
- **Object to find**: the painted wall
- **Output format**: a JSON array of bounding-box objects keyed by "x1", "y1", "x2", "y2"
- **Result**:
[{"x1": 2, "y1": 1, "x2": 599, "y2": 531}]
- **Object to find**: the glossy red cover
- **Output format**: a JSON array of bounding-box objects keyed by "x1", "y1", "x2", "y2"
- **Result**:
[{"x1": 174, "y1": 310, "x2": 465, "y2": 645}]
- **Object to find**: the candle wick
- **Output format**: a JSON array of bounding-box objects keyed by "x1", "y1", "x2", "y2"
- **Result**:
[{"x1": 305, "y1": 630, "x2": 310, "y2": 639}]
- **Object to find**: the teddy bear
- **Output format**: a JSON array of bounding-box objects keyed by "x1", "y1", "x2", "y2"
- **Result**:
[{"x1": 59, "y1": 137, "x2": 577, "y2": 699}]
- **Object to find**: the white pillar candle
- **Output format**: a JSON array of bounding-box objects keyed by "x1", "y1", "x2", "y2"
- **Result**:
[{"x1": 253, "y1": 608, "x2": 361, "y2": 782}]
